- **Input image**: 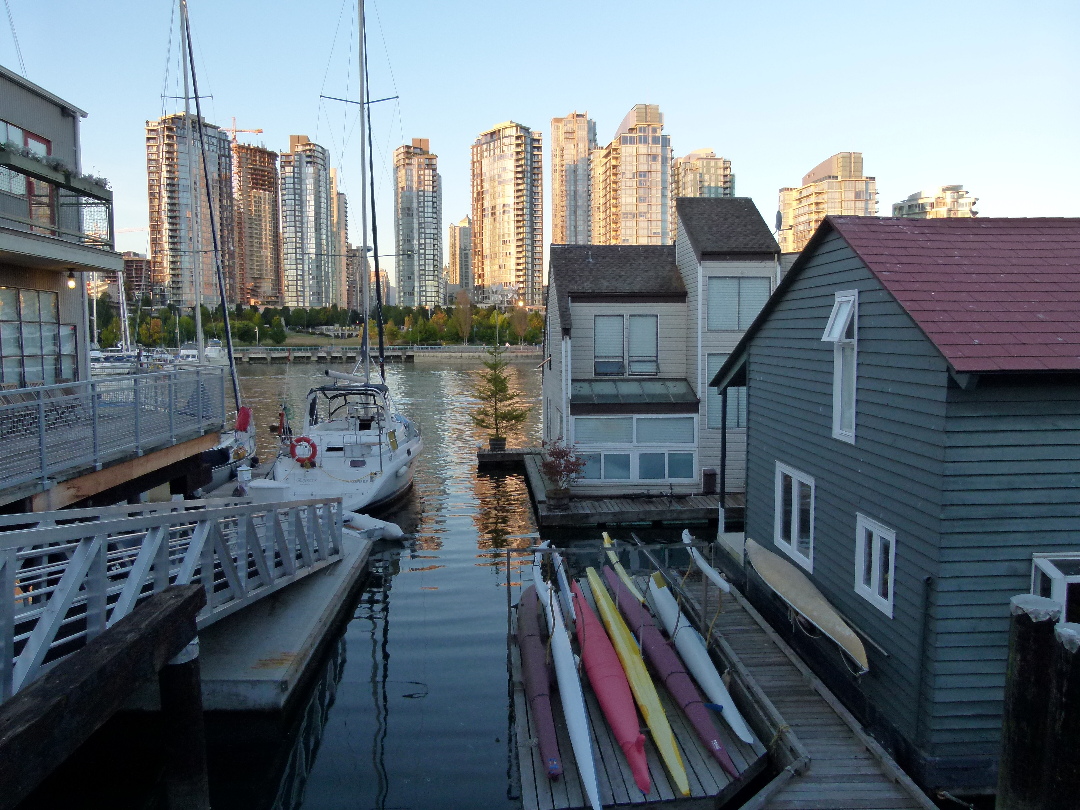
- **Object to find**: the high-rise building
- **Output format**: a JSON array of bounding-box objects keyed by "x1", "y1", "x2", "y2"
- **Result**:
[
  {"x1": 122, "y1": 252, "x2": 153, "y2": 304},
  {"x1": 470, "y1": 122, "x2": 543, "y2": 306},
  {"x1": 591, "y1": 104, "x2": 671, "y2": 246},
  {"x1": 393, "y1": 139, "x2": 442, "y2": 308},
  {"x1": 893, "y1": 185, "x2": 978, "y2": 219},
  {"x1": 447, "y1": 216, "x2": 472, "y2": 291},
  {"x1": 146, "y1": 113, "x2": 235, "y2": 307},
  {"x1": 345, "y1": 245, "x2": 364, "y2": 315},
  {"x1": 232, "y1": 142, "x2": 282, "y2": 305},
  {"x1": 279, "y1": 135, "x2": 333, "y2": 308},
  {"x1": 330, "y1": 168, "x2": 349, "y2": 306},
  {"x1": 778, "y1": 152, "x2": 877, "y2": 252},
  {"x1": 671, "y1": 149, "x2": 735, "y2": 239},
  {"x1": 550, "y1": 112, "x2": 596, "y2": 244}
]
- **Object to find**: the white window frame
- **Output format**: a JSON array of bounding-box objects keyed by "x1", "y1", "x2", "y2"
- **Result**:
[
  {"x1": 1032, "y1": 553, "x2": 1080, "y2": 622},
  {"x1": 822, "y1": 290, "x2": 858, "y2": 444},
  {"x1": 774, "y1": 461, "x2": 814, "y2": 571},
  {"x1": 855, "y1": 514, "x2": 896, "y2": 617}
]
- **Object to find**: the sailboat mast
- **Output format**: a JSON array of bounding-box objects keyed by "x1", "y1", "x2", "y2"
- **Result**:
[
  {"x1": 178, "y1": 0, "x2": 204, "y2": 359},
  {"x1": 357, "y1": 0, "x2": 371, "y2": 383}
]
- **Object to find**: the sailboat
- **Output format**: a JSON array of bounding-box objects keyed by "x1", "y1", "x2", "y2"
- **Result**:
[{"x1": 248, "y1": 0, "x2": 422, "y2": 514}]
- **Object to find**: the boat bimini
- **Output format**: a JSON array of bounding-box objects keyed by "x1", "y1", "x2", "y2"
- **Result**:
[{"x1": 249, "y1": 370, "x2": 422, "y2": 513}]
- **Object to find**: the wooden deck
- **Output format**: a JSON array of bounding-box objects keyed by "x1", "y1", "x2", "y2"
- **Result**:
[{"x1": 681, "y1": 577, "x2": 937, "y2": 810}]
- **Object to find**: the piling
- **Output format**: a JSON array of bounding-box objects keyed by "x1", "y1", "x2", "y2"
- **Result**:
[
  {"x1": 1039, "y1": 622, "x2": 1080, "y2": 807},
  {"x1": 160, "y1": 638, "x2": 211, "y2": 810},
  {"x1": 995, "y1": 594, "x2": 1060, "y2": 810}
]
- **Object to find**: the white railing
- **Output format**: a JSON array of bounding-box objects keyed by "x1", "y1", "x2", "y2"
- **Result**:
[
  {"x1": 0, "y1": 368, "x2": 226, "y2": 492},
  {"x1": 0, "y1": 496, "x2": 343, "y2": 702}
]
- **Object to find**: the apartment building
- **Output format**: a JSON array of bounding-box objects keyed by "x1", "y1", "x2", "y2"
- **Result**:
[
  {"x1": 470, "y1": 122, "x2": 543, "y2": 306},
  {"x1": 893, "y1": 185, "x2": 977, "y2": 219},
  {"x1": 778, "y1": 152, "x2": 877, "y2": 252},
  {"x1": 279, "y1": 135, "x2": 334, "y2": 308},
  {"x1": 393, "y1": 138, "x2": 442, "y2": 308},
  {"x1": 330, "y1": 168, "x2": 349, "y2": 306},
  {"x1": 232, "y1": 142, "x2": 282, "y2": 306},
  {"x1": 448, "y1": 215, "x2": 472, "y2": 291},
  {"x1": 122, "y1": 252, "x2": 153, "y2": 304},
  {"x1": 671, "y1": 148, "x2": 734, "y2": 237},
  {"x1": 551, "y1": 112, "x2": 596, "y2": 245}
]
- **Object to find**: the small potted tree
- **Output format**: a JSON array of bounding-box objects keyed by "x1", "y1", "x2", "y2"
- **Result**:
[
  {"x1": 472, "y1": 342, "x2": 529, "y2": 451},
  {"x1": 540, "y1": 439, "x2": 586, "y2": 510}
]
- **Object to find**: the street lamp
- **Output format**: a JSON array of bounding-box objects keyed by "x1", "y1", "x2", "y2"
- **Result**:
[{"x1": 254, "y1": 325, "x2": 259, "y2": 346}]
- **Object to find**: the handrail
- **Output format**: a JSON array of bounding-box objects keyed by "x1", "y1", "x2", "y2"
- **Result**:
[{"x1": 0, "y1": 496, "x2": 343, "y2": 701}]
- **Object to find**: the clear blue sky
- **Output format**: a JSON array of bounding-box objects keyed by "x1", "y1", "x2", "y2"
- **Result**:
[{"x1": 3, "y1": 0, "x2": 1077, "y2": 282}]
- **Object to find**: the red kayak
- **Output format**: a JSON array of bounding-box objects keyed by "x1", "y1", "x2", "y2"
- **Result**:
[
  {"x1": 517, "y1": 585, "x2": 563, "y2": 779},
  {"x1": 603, "y1": 566, "x2": 740, "y2": 778},
  {"x1": 570, "y1": 580, "x2": 651, "y2": 794}
]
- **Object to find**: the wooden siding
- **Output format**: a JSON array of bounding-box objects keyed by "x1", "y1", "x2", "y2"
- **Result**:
[
  {"x1": 568, "y1": 300, "x2": 687, "y2": 379},
  {"x1": 742, "y1": 229, "x2": 951, "y2": 755},
  {"x1": 542, "y1": 279, "x2": 566, "y2": 442},
  {"x1": 1, "y1": 75, "x2": 81, "y2": 171}
]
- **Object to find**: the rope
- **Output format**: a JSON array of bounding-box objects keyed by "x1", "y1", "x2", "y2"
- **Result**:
[{"x1": 767, "y1": 723, "x2": 792, "y2": 752}]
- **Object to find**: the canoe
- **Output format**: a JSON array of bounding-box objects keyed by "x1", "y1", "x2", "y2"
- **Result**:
[
  {"x1": 681, "y1": 529, "x2": 731, "y2": 593},
  {"x1": 570, "y1": 580, "x2": 651, "y2": 794},
  {"x1": 602, "y1": 532, "x2": 645, "y2": 602},
  {"x1": 585, "y1": 566, "x2": 690, "y2": 796},
  {"x1": 745, "y1": 537, "x2": 869, "y2": 673},
  {"x1": 645, "y1": 572, "x2": 755, "y2": 745},
  {"x1": 604, "y1": 566, "x2": 739, "y2": 779},
  {"x1": 534, "y1": 552, "x2": 603, "y2": 810},
  {"x1": 516, "y1": 585, "x2": 563, "y2": 779}
]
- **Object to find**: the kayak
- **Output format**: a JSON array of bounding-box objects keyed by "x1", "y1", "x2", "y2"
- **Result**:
[
  {"x1": 585, "y1": 566, "x2": 690, "y2": 796},
  {"x1": 570, "y1": 580, "x2": 651, "y2": 794},
  {"x1": 604, "y1": 566, "x2": 740, "y2": 779},
  {"x1": 516, "y1": 585, "x2": 563, "y2": 779},
  {"x1": 645, "y1": 572, "x2": 755, "y2": 745},
  {"x1": 681, "y1": 529, "x2": 731, "y2": 593},
  {"x1": 603, "y1": 532, "x2": 645, "y2": 602},
  {"x1": 534, "y1": 551, "x2": 603, "y2": 810}
]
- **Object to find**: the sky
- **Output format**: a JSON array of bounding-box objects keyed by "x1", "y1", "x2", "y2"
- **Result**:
[{"x1": 2, "y1": 0, "x2": 1078, "y2": 285}]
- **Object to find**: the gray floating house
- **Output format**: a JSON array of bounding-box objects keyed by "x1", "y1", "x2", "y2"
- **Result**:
[{"x1": 710, "y1": 216, "x2": 1080, "y2": 793}]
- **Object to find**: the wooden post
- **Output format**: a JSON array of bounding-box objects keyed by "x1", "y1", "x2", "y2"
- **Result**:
[
  {"x1": 159, "y1": 638, "x2": 211, "y2": 810},
  {"x1": 1039, "y1": 622, "x2": 1080, "y2": 807},
  {"x1": 996, "y1": 594, "x2": 1060, "y2": 810}
]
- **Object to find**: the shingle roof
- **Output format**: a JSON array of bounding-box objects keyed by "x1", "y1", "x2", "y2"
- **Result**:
[
  {"x1": 676, "y1": 197, "x2": 780, "y2": 258},
  {"x1": 548, "y1": 244, "x2": 683, "y2": 330},
  {"x1": 830, "y1": 217, "x2": 1080, "y2": 373}
]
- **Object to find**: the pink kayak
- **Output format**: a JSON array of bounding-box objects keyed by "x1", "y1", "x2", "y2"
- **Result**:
[
  {"x1": 517, "y1": 585, "x2": 562, "y2": 779},
  {"x1": 570, "y1": 580, "x2": 651, "y2": 794},
  {"x1": 603, "y1": 566, "x2": 740, "y2": 779}
]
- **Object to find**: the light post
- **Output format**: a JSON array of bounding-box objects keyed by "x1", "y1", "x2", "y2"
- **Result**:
[{"x1": 254, "y1": 325, "x2": 259, "y2": 346}]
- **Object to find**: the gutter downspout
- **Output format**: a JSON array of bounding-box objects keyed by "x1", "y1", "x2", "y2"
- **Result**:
[{"x1": 562, "y1": 332, "x2": 570, "y2": 440}]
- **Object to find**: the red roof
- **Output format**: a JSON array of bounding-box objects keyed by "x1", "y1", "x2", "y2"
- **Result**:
[{"x1": 828, "y1": 217, "x2": 1080, "y2": 373}]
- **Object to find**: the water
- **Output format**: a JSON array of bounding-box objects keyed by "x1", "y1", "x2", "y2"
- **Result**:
[{"x1": 228, "y1": 360, "x2": 545, "y2": 810}]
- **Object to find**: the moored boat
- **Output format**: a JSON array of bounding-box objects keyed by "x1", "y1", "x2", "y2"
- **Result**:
[{"x1": 516, "y1": 585, "x2": 562, "y2": 780}]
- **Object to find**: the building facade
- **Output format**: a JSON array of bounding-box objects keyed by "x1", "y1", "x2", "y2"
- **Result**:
[
  {"x1": 146, "y1": 113, "x2": 235, "y2": 307},
  {"x1": 279, "y1": 135, "x2": 333, "y2": 308},
  {"x1": 447, "y1": 215, "x2": 472, "y2": 292},
  {"x1": 778, "y1": 152, "x2": 877, "y2": 252},
  {"x1": 231, "y1": 142, "x2": 282, "y2": 306},
  {"x1": 551, "y1": 112, "x2": 596, "y2": 245},
  {"x1": 893, "y1": 185, "x2": 977, "y2": 219},
  {"x1": 590, "y1": 104, "x2": 671, "y2": 246},
  {"x1": 470, "y1": 122, "x2": 543, "y2": 306},
  {"x1": 122, "y1": 252, "x2": 153, "y2": 304},
  {"x1": 330, "y1": 168, "x2": 349, "y2": 307},
  {"x1": 393, "y1": 139, "x2": 442, "y2": 309},
  {"x1": 671, "y1": 149, "x2": 734, "y2": 236}
]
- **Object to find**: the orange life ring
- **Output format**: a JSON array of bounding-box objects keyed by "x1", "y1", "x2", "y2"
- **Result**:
[{"x1": 290, "y1": 436, "x2": 318, "y2": 463}]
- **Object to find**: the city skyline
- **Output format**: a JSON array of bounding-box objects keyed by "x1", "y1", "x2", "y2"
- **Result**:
[{"x1": 2, "y1": 0, "x2": 1075, "y2": 286}]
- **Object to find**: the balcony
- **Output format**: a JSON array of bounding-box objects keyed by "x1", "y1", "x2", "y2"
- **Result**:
[{"x1": 0, "y1": 143, "x2": 122, "y2": 274}]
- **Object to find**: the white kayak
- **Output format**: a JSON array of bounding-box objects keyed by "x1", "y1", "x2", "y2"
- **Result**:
[
  {"x1": 645, "y1": 572, "x2": 755, "y2": 745},
  {"x1": 682, "y1": 529, "x2": 730, "y2": 593},
  {"x1": 533, "y1": 547, "x2": 602, "y2": 810}
]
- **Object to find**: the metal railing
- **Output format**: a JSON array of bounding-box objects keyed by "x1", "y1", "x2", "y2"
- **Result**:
[
  {"x1": 0, "y1": 368, "x2": 226, "y2": 492},
  {"x1": 0, "y1": 496, "x2": 343, "y2": 701}
]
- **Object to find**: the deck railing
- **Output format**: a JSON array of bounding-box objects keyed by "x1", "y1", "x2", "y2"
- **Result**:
[
  {"x1": 0, "y1": 496, "x2": 343, "y2": 701},
  {"x1": 0, "y1": 368, "x2": 226, "y2": 492}
]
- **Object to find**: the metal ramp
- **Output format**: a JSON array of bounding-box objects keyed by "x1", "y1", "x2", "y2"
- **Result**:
[{"x1": 0, "y1": 497, "x2": 343, "y2": 702}]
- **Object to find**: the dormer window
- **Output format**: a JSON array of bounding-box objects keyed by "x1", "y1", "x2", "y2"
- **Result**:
[{"x1": 822, "y1": 290, "x2": 858, "y2": 443}]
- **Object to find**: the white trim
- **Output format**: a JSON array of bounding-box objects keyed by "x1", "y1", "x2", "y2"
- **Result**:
[
  {"x1": 773, "y1": 461, "x2": 814, "y2": 572},
  {"x1": 822, "y1": 290, "x2": 858, "y2": 444},
  {"x1": 855, "y1": 513, "x2": 896, "y2": 617},
  {"x1": 1032, "y1": 553, "x2": 1080, "y2": 621}
]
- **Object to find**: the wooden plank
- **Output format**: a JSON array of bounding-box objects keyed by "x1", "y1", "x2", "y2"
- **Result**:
[{"x1": 0, "y1": 584, "x2": 206, "y2": 809}]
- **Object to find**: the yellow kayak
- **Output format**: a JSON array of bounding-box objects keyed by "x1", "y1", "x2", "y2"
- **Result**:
[
  {"x1": 602, "y1": 533, "x2": 645, "y2": 603},
  {"x1": 585, "y1": 566, "x2": 689, "y2": 796}
]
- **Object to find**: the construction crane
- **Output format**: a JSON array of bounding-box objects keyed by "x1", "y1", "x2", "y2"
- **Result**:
[{"x1": 224, "y1": 117, "x2": 263, "y2": 142}]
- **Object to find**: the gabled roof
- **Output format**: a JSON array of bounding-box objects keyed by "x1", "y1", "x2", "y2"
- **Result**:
[
  {"x1": 711, "y1": 216, "x2": 1080, "y2": 387},
  {"x1": 549, "y1": 244, "x2": 683, "y2": 330},
  {"x1": 676, "y1": 197, "x2": 780, "y2": 259}
]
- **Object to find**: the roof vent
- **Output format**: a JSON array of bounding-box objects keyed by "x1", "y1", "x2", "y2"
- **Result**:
[{"x1": 585, "y1": 250, "x2": 593, "y2": 264}]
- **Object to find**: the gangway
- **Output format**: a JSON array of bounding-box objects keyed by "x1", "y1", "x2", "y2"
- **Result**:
[{"x1": 0, "y1": 496, "x2": 343, "y2": 702}]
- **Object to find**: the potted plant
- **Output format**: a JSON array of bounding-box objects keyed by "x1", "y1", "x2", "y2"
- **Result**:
[
  {"x1": 471, "y1": 341, "x2": 529, "y2": 451},
  {"x1": 540, "y1": 439, "x2": 586, "y2": 509}
]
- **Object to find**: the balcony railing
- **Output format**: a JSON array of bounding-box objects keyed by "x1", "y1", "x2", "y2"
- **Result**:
[{"x1": 0, "y1": 368, "x2": 226, "y2": 493}]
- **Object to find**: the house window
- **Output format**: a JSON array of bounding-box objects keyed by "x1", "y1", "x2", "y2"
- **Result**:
[
  {"x1": 628, "y1": 314, "x2": 658, "y2": 375},
  {"x1": 594, "y1": 315, "x2": 624, "y2": 375},
  {"x1": 775, "y1": 462, "x2": 814, "y2": 571},
  {"x1": 706, "y1": 353, "x2": 746, "y2": 429},
  {"x1": 0, "y1": 287, "x2": 74, "y2": 386},
  {"x1": 707, "y1": 277, "x2": 771, "y2": 331},
  {"x1": 855, "y1": 514, "x2": 895, "y2": 617},
  {"x1": 573, "y1": 415, "x2": 696, "y2": 483},
  {"x1": 1032, "y1": 555, "x2": 1080, "y2": 623},
  {"x1": 822, "y1": 290, "x2": 858, "y2": 443}
]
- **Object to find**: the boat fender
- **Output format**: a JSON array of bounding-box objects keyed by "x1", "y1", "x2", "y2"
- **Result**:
[{"x1": 290, "y1": 436, "x2": 318, "y2": 466}]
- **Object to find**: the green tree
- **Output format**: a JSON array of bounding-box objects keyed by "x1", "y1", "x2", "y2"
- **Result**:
[
  {"x1": 453, "y1": 291, "x2": 472, "y2": 344},
  {"x1": 471, "y1": 343, "x2": 530, "y2": 442}
]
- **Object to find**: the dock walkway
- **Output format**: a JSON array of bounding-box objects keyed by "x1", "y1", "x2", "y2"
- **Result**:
[{"x1": 686, "y1": 578, "x2": 935, "y2": 810}]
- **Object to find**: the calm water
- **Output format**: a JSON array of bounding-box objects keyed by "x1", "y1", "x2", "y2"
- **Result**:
[{"x1": 225, "y1": 360, "x2": 545, "y2": 810}]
